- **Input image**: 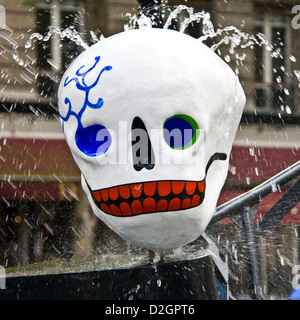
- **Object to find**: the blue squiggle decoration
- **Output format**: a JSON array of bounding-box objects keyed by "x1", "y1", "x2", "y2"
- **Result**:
[
  {"x1": 59, "y1": 56, "x2": 112, "y2": 128},
  {"x1": 58, "y1": 56, "x2": 113, "y2": 157}
]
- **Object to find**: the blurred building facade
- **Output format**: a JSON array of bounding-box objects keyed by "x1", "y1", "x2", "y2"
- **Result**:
[{"x1": 0, "y1": 0, "x2": 299, "y2": 298}]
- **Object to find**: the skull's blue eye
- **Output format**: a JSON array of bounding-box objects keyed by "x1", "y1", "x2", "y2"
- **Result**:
[
  {"x1": 163, "y1": 114, "x2": 199, "y2": 149},
  {"x1": 75, "y1": 124, "x2": 111, "y2": 157}
]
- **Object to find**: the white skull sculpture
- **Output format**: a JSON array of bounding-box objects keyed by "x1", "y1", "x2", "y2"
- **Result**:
[{"x1": 58, "y1": 28, "x2": 245, "y2": 251}]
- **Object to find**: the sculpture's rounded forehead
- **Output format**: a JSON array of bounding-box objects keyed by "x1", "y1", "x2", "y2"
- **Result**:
[
  {"x1": 65, "y1": 28, "x2": 235, "y2": 94},
  {"x1": 102, "y1": 28, "x2": 202, "y2": 70},
  {"x1": 60, "y1": 28, "x2": 242, "y2": 125}
]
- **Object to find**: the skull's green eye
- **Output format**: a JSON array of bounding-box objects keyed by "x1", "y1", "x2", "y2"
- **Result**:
[{"x1": 163, "y1": 114, "x2": 199, "y2": 150}]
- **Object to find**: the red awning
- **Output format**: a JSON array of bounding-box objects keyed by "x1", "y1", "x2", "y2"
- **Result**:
[
  {"x1": 227, "y1": 145, "x2": 300, "y2": 184},
  {"x1": 0, "y1": 137, "x2": 80, "y2": 180}
]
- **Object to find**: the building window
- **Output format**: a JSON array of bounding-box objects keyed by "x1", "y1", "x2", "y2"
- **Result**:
[
  {"x1": 254, "y1": 13, "x2": 293, "y2": 114},
  {"x1": 36, "y1": 0, "x2": 83, "y2": 100}
]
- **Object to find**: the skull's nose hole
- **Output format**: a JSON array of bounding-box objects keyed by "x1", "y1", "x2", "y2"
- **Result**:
[{"x1": 131, "y1": 117, "x2": 155, "y2": 171}]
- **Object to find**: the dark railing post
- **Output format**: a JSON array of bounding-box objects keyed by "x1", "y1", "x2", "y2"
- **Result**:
[{"x1": 241, "y1": 206, "x2": 262, "y2": 300}]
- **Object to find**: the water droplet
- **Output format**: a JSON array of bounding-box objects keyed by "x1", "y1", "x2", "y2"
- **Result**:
[
  {"x1": 230, "y1": 165, "x2": 236, "y2": 175},
  {"x1": 224, "y1": 55, "x2": 231, "y2": 62},
  {"x1": 271, "y1": 182, "x2": 278, "y2": 193},
  {"x1": 285, "y1": 106, "x2": 292, "y2": 114},
  {"x1": 294, "y1": 70, "x2": 300, "y2": 82},
  {"x1": 276, "y1": 76, "x2": 282, "y2": 83}
]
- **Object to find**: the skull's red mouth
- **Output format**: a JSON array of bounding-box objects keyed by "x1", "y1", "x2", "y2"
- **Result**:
[
  {"x1": 91, "y1": 179, "x2": 205, "y2": 216},
  {"x1": 88, "y1": 152, "x2": 227, "y2": 217}
]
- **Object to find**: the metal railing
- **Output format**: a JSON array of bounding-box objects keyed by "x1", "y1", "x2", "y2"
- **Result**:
[{"x1": 208, "y1": 160, "x2": 300, "y2": 299}]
